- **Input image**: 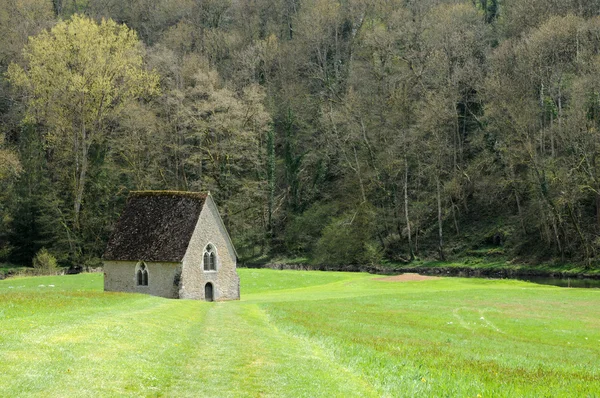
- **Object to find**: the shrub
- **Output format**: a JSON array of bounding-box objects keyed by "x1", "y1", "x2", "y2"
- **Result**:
[
  {"x1": 83, "y1": 257, "x2": 103, "y2": 271},
  {"x1": 285, "y1": 202, "x2": 337, "y2": 255},
  {"x1": 32, "y1": 248, "x2": 58, "y2": 275},
  {"x1": 315, "y1": 204, "x2": 382, "y2": 266}
]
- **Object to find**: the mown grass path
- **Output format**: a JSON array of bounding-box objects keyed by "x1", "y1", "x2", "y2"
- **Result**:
[{"x1": 1, "y1": 270, "x2": 599, "y2": 397}]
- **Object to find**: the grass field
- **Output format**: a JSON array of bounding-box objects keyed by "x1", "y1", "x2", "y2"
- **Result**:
[{"x1": 0, "y1": 270, "x2": 599, "y2": 397}]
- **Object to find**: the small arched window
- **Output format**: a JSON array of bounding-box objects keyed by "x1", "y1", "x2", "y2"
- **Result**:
[
  {"x1": 136, "y1": 262, "x2": 149, "y2": 286},
  {"x1": 203, "y1": 251, "x2": 210, "y2": 270},
  {"x1": 203, "y1": 244, "x2": 217, "y2": 271},
  {"x1": 210, "y1": 252, "x2": 216, "y2": 270}
]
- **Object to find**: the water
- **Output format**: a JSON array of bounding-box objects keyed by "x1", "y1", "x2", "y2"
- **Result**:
[{"x1": 518, "y1": 276, "x2": 600, "y2": 289}]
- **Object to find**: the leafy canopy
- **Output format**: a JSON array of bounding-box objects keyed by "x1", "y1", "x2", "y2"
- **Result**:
[{"x1": 7, "y1": 14, "x2": 159, "y2": 136}]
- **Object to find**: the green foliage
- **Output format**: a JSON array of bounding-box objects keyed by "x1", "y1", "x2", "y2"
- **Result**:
[
  {"x1": 4, "y1": 124, "x2": 64, "y2": 265},
  {"x1": 7, "y1": 14, "x2": 159, "y2": 129},
  {"x1": 0, "y1": 0, "x2": 53, "y2": 69},
  {"x1": 0, "y1": 135, "x2": 21, "y2": 181},
  {"x1": 284, "y1": 202, "x2": 336, "y2": 255},
  {"x1": 4, "y1": 0, "x2": 600, "y2": 268},
  {"x1": 32, "y1": 248, "x2": 58, "y2": 274},
  {"x1": 315, "y1": 204, "x2": 382, "y2": 265},
  {"x1": 6, "y1": 14, "x2": 159, "y2": 264}
]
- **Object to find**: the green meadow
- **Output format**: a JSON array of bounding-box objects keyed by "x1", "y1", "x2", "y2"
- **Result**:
[{"x1": 0, "y1": 270, "x2": 599, "y2": 397}]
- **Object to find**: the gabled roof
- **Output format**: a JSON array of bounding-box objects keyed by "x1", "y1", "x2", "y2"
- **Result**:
[{"x1": 103, "y1": 191, "x2": 207, "y2": 262}]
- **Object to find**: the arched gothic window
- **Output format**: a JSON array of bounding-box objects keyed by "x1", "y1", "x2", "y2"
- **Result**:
[
  {"x1": 203, "y1": 245, "x2": 217, "y2": 271},
  {"x1": 203, "y1": 252, "x2": 210, "y2": 270},
  {"x1": 136, "y1": 262, "x2": 149, "y2": 286}
]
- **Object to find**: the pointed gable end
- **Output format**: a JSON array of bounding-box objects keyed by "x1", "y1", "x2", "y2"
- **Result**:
[
  {"x1": 103, "y1": 191, "x2": 207, "y2": 262},
  {"x1": 204, "y1": 193, "x2": 239, "y2": 259}
]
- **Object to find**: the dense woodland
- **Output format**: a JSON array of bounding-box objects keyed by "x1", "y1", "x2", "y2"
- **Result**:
[{"x1": 3, "y1": 0, "x2": 600, "y2": 268}]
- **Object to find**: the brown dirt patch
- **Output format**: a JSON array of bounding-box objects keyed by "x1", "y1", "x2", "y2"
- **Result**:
[{"x1": 375, "y1": 273, "x2": 440, "y2": 282}]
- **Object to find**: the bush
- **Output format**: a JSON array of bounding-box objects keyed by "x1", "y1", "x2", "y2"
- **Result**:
[
  {"x1": 32, "y1": 248, "x2": 58, "y2": 275},
  {"x1": 315, "y1": 204, "x2": 382, "y2": 266},
  {"x1": 285, "y1": 202, "x2": 337, "y2": 256},
  {"x1": 83, "y1": 257, "x2": 103, "y2": 271},
  {"x1": 0, "y1": 245, "x2": 11, "y2": 262}
]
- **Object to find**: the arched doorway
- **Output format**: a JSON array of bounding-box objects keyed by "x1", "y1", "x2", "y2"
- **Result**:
[{"x1": 204, "y1": 282, "x2": 214, "y2": 302}]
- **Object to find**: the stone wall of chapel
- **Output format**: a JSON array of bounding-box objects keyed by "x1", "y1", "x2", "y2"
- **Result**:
[
  {"x1": 103, "y1": 261, "x2": 182, "y2": 299},
  {"x1": 179, "y1": 197, "x2": 240, "y2": 301}
]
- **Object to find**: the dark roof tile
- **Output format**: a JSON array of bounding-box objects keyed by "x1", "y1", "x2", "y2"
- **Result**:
[{"x1": 103, "y1": 191, "x2": 207, "y2": 262}]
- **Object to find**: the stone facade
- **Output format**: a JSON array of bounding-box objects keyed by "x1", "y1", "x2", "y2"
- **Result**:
[
  {"x1": 104, "y1": 260, "x2": 182, "y2": 298},
  {"x1": 179, "y1": 196, "x2": 240, "y2": 300},
  {"x1": 103, "y1": 191, "x2": 240, "y2": 301}
]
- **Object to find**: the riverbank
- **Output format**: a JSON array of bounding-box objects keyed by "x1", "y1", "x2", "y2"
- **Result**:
[
  {"x1": 386, "y1": 261, "x2": 600, "y2": 280},
  {"x1": 4, "y1": 259, "x2": 600, "y2": 281},
  {"x1": 242, "y1": 259, "x2": 600, "y2": 280}
]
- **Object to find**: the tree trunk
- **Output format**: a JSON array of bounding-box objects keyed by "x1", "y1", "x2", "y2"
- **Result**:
[
  {"x1": 451, "y1": 199, "x2": 460, "y2": 235},
  {"x1": 403, "y1": 157, "x2": 414, "y2": 260},
  {"x1": 550, "y1": 213, "x2": 564, "y2": 261},
  {"x1": 596, "y1": 192, "x2": 600, "y2": 227},
  {"x1": 353, "y1": 146, "x2": 367, "y2": 203},
  {"x1": 52, "y1": 0, "x2": 63, "y2": 15},
  {"x1": 515, "y1": 188, "x2": 526, "y2": 234},
  {"x1": 566, "y1": 203, "x2": 590, "y2": 267},
  {"x1": 540, "y1": 83, "x2": 545, "y2": 155},
  {"x1": 73, "y1": 134, "x2": 88, "y2": 231},
  {"x1": 437, "y1": 176, "x2": 445, "y2": 261},
  {"x1": 267, "y1": 127, "x2": 275, "y2": 235}
]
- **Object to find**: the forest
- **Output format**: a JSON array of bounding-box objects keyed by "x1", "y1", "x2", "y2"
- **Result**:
[{"x1": 2, "y1": 0, "x2": 600, "y2": 269}]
